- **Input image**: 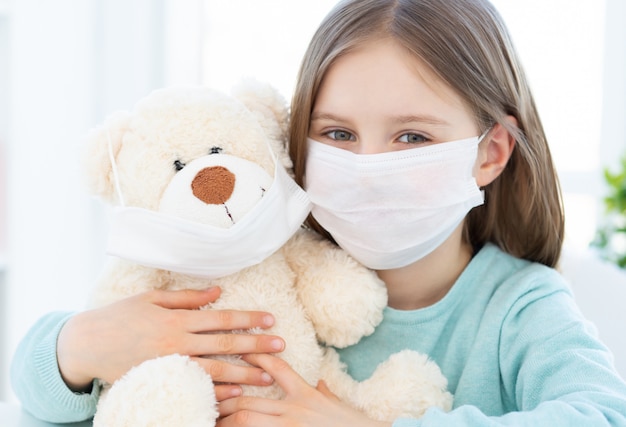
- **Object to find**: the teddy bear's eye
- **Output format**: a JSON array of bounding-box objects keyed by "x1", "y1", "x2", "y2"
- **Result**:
[
  {"x1": 209, "y1": 146, "x2": 223, "y2": 155},
  {"x1": 173, "y1": 160, "x2": 186, "y2": 172}
]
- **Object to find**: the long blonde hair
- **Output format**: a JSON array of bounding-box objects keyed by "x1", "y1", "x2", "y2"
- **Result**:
[{"x1": 290, "y1": 0, "x2": 564, "y2": 267}]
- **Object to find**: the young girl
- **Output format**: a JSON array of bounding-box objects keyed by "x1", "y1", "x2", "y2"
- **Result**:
[
  {"x1": 10, "y1": 0, "x2": 626, "y2": 426},
  {"x1": 216, "y1": 0, "x2": 626, "y2": 426}
]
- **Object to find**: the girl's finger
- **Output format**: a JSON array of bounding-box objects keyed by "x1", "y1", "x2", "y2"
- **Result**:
[
  {"x1": 316, "y1": 380, "x2": 340, "y2": 401},
  {"x1": 186, "y1": 333, "x2": 284, "y2": 356},
  {"x1": 218, "y1": 395, "x2": 284, "y2": 418},
  {"x1": 242, "y1": 353, "x2": 308, "y2": 396},
  {"x1": 182, "y1": 309, "x2": 276, "y2": 333},
  {"x1": 144, "y1": 287, "x2": 222, "y2": 309},
  {"x1": 217, "y1": 411, "x2": 278, "y2": 427},
  {"x1": 214, "y1": 384, "x2": 242, "y2": 402},
  {"x1": 191, "y1": 357, "x2": 275, "y2": 386}
]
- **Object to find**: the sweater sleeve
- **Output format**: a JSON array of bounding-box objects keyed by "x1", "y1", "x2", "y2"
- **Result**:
[{"x1": 10, "y1": 311, "x2": 100, "y2": 423}]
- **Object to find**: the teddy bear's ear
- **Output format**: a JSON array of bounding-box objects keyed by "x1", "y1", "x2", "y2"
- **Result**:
[
  {"x1": 82, "y1": 111, "x2": 132, "y2": 204},
  {"x1": 231, "y1": 79, "x2": 292, "y2": 169}
]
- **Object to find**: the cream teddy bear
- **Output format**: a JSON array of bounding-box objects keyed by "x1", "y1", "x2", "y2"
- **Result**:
[{"x1": 83, "y1": 81, "x2": 452, "y2": 426}]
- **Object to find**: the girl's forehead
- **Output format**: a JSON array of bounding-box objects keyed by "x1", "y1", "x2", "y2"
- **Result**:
[{"x1": 315, "y1": 39, "x2": 474, "y2": 125}]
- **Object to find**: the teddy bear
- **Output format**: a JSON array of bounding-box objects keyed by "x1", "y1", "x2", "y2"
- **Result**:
[{"x1": 82, "y1": 80, "x2": 453, "y2": 426}]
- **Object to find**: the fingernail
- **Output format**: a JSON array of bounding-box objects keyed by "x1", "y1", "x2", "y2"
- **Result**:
[
  {"x1": 263, "y1": 315, "x2": 275, "y2": 327},
  {"x1": 230, "y1": 387, "x2": 242, "y2": 397},
  {"x1": 261, "y1": 372, "x2": 273, "y2": 384},
  {"x1": 270, "y1": 338, "x2": 284, "y2": 351}
]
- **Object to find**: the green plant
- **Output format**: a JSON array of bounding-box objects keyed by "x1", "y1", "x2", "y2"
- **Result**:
[{"x1": 591, "y1": 154, "x2": 626, "y2": 268}]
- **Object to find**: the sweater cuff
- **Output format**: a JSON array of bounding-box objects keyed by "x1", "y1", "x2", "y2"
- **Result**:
[{"x1": 31, "y1": 313, "x2": 99, "y2": 422}]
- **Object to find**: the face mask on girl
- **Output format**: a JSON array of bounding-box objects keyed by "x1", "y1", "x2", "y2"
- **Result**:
[{"x1": 304, "y1": 134, "x2": 487, "y2": 270}]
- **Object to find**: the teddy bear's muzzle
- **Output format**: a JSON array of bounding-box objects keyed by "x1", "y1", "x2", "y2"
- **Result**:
[{"x1": 191, "y1": 166, "x2": 236, "y2": 205}]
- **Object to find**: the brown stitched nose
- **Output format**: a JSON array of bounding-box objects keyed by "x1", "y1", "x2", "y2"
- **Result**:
[{"x1": 191, "y1": 166, "x2": 236, "y2": 205}]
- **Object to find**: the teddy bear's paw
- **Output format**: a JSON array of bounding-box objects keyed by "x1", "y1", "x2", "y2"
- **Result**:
[
  {"x1": 354, "y1": 350, "x2": 453, "y2": 421},
  {"x1": 283, "y1": 229, "x2": 388, "y2": 348},
  {"x1": 93, "y1": 354, "x2": 217, "y2": 427},
  {"x1": 310, "y1": 268, "x2": 387, "y2": 348}
]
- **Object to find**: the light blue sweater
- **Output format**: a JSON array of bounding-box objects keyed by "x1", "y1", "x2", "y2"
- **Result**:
[
  {"x1": 11, "y1": 244, "x2": 626, "y2": 425},
  {"x1": 337, "y1": 244, "x2": 626, "y2": 426}
]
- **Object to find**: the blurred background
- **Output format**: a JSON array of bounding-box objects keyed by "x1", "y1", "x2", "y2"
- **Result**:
[{"x1": 0, "y1": 0, "x2": 625, "y2": 402}]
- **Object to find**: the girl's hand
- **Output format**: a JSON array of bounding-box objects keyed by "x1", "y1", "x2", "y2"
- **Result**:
[
  {"x1": 217, "y1": 353, "x2": 391, "y2": 427},
  {"x1": 57, "y1": 287, "x2": 284, "y2": 400}
]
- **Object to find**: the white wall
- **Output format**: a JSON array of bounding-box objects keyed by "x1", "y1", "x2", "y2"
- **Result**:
[
  {"x1": 2, "y1": 0, "x2": 101, "y2": 401},
  {"x1": 561, "y1": 248, "x2": 626, "y2": 379},
  {"x1": 0, "y1": 2, "x2": 10, "y2": 403},
  {"x1": 0, "y1": 0, "x2": 193, "y2": 401},
  {"x1": 600, "y1": 0, "x2": 626, "y2": 170}
]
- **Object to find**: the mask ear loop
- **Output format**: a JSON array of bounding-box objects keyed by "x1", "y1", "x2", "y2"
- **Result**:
[
  {"x1": 475, "y1": 127, "x2": 494, "y2": 192},
  {"x1": 106, "y1": 130, "x2": 126, "y2": 207},
  {"x1": 478, "y1": 127, "x2": 492, "y2": 143},
  {"x1": 264, "y1": 138, "x2": 278, "y2": 174}
]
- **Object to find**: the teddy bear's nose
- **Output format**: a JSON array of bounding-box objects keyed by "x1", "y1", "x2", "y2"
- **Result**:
[{"x1": 191, "y1": 166, "x2": 236, "y2": 205}]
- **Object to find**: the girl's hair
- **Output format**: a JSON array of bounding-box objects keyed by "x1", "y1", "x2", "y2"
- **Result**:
[{"x1": 289, "y1": 0, "x2": 565, "y2": 267}]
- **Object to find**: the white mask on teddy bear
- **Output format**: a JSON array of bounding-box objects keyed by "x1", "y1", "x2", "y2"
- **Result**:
[{"x1": 105, "y1": 133, "x2": 312, "y2": 279}]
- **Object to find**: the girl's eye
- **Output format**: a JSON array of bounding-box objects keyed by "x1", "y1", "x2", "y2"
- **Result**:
[
  {"x1": 326, "y1": 130, "x2": 355, "y2": 142},
  {"x1": 398, "y1": 133, "x2": 429, "y2": 144}
]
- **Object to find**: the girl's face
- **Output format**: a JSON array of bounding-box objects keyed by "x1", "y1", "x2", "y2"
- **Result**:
[{"x1": 309, "y1": 38, "x2": 479, "y2": 154}]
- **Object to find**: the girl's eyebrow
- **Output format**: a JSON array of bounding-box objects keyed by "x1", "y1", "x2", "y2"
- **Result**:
[
  {"x1": 310, "y1": 112, "x2": 346, "y2": 122},
  {"x1": 390, "y1": 114, "x2": 450, "y2": 126},
  {"x1": 311, "y1": 111, "x2": 450, "y2": 127}
]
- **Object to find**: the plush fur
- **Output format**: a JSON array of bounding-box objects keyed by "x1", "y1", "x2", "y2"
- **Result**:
[{"x1": 84, "y1": 81, "x2": 453, "y2": 426}]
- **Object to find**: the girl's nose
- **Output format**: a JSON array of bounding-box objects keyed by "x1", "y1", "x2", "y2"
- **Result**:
[{"x1": 354, "y1": 139, "x2": 391, "y2": 155}]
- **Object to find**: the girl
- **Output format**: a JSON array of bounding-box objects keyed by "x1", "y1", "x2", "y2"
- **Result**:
[{"x1": 216, "y1": 0, "x2": 626, "y2": 426}]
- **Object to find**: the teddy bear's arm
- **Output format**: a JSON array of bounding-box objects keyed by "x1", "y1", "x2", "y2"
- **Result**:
[{"x1": 282, "y1": 229, "x2": 388, "y2": 348}]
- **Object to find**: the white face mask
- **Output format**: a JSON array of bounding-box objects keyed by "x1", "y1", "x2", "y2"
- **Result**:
[
  {"x1": 304, "y1": 135, "x2": 485, "y2": 270},
  {"x1": 105, "y1": 135, "x2": 311, "y2": 279}
]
